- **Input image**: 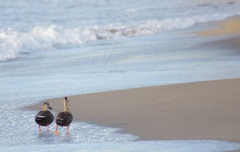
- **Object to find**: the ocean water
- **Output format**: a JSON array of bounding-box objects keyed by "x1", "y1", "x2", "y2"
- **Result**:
[{"x1": 1, "y1": 0, "x2": 240, "y2": 151}]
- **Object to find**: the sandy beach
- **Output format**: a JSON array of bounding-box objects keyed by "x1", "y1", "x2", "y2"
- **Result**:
[
  {"x1": 27, "y1": 16, "x2": 240, "y2": 143},
  {"x1": 197, "y1": 16, "x2": 240, "y2": 37},
  {"x1": 27, "y1": 78, "x2": 240, "y2": 142}
]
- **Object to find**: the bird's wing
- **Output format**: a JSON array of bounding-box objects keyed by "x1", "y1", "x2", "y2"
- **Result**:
[{"x1": 36, "y1": 115, "x2": 46, "y2": 118}]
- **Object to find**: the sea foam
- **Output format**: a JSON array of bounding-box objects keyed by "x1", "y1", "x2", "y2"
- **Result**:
[
  {"x1": 1, "y1": 140, "x2": 240, "y2": 152},
  {"x1": 0, "y1": 14, "x2": 230, "y2": 61}
]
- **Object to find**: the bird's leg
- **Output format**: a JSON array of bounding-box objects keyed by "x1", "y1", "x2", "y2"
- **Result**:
[
  {"x1": 55, "y1": 125, "x2": 59, "y2": 135},
  {"x1": 47, "y1": 124, "x2": 49, "y2": 131},
  {"x1": 38, "y1": 125, "x2": 41, "y2": 131},
  {"x1": 66, "y1": 126, "x2": 69, "y2": 134}
]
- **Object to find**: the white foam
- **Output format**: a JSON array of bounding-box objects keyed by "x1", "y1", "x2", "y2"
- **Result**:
[
  {"x1": 0, "y1": 14, "x2": 231, "y2": 61},
  {"x1": 1, "y1": 140, "x2": 240, "y2": 152},
  {"x1": 0, "y1": 101, "x2": 138, "y2": 147}
]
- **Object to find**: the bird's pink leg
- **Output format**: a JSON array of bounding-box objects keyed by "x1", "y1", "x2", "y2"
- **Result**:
[
  {"x1": 47, "y1": 124, "x2": 49, "y2": 131},
  {"x1": 38, "y1": 125, "x2": 41, "y2": 131},
  {"x1": 55, "y1": 125, "x2": 59, "y2": 135},
  {"x1": 66, "y1": 126, "x2": 69, "y2": 133}
]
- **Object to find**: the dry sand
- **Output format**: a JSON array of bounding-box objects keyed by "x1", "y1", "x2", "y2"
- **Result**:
[
  {"x1": 27, "y1": 78, "x2": 240, "y2": 142},
  {"x1": 197, "y1": 16, "x2": 240, "y2": 36},
  {"x1": 195, "y1": 15, "x2": 240, "y2": 59}
]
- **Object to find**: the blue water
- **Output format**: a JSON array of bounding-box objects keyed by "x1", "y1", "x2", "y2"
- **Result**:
[{"x1": 1, "y1": 0, "x2": 240, "y2": 151}]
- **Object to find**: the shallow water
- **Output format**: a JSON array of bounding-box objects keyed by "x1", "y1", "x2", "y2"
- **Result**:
[
  {"x1": 1, "y1": 141, "x2": 240, "y2": 152},
  {"x1": 0, "y1": 101, "x2": 138, "y2": 147}
]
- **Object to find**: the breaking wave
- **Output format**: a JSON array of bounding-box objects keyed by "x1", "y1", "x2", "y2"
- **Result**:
[{"x1": 0, "y1": 14, "x2": 230, "y2": 61}]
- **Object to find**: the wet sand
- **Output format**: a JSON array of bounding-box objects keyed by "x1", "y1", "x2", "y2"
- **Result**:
[{"x1": 27, "y1": 78, "x2": 240, "y2": 142}]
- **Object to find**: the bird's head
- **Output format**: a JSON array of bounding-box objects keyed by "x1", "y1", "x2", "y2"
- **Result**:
[
  {"x1": 64, "y1": 97, "x2": 70, "y2": 112},
  {"x1": 64, "y1": 97, "x2": 69, "y2": 104},
  {"x1": 43, "y1": 102, "x2": 52, "y2": 111}
]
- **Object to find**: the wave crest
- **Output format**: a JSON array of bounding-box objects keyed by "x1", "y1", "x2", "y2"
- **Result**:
[{"x1": 0, "y1": 14, "x2": 229, "y2": 61}]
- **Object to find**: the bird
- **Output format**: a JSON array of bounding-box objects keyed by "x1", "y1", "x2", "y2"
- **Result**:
[
  {"x1": 55, "y1": 97, "x2": 73, "y2": 135},
  {"x1": 35, "y1": 102, "x2": 54, "y2": 131}
]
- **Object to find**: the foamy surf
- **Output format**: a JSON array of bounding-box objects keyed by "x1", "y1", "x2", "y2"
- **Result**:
[
  {"x1": 0, "y1": 13, "x2": 234, "y2": 61},
  {"x1": 0, "y1": 102, "x2": 138, "y2": 147},
  {"x1": 1, "y1": 140, "x2": 240, "y2": 152}
]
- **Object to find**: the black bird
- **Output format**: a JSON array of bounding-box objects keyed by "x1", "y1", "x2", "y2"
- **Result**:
[
  {"x1": 55, "y1": 97, "x2": 73, "y2": 135},
  {"x1": 35, "y1": 102, "x2": 54, "y2": 131}
]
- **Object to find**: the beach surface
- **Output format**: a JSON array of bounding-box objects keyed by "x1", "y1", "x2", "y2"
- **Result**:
[
  {"x1": 27, "y1": 15, "x2": 240, "y2": 144},
  {"x1": 197, "y1": 16, "x2": 240, "y2": 37},
  {"x1": 27, "y1": 78, "x2": 240, "y2": 142}
]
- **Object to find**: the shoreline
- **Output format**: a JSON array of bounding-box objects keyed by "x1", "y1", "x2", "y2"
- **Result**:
[
  {"x1": 27, "y1": 78, "x2": 240, "y2": 142},
  {"x1": 27, "y1": 16, "x2": 240, "y2": 143}
]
